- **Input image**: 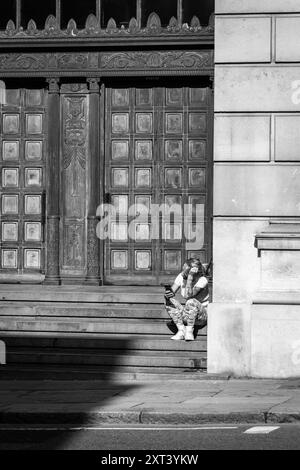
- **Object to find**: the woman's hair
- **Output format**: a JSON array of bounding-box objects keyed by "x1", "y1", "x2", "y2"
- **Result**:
[{"x1": 184, "y1": 258, "x2": 204, "y2": 277}]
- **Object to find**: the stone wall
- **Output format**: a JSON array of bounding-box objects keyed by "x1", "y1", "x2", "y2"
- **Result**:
[{"x1": 208, "y1": 0, "x2": 300, "y2": 377}]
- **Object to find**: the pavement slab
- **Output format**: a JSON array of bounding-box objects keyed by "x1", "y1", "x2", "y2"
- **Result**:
[{"x1": 0, "y1": 375, "x2": 299, "y2": 425}]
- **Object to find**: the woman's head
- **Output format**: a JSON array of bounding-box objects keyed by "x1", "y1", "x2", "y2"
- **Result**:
[{"x1": 183, "y1": 258, "x2": 204, "y2": 277}]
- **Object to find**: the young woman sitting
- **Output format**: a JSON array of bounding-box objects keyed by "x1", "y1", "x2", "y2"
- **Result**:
[{"x1": 164, "y1": 258, "x2": 209, "y2": 341}]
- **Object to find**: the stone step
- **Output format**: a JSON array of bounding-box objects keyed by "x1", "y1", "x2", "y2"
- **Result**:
[
  {"x1": 0, "y1": 285, "x2": 207, "y2": 375},
  {"x1": 0, "y1": 287, "x2": 165, "y2": 304},
  {"x1": 7, "y1": 348, "x2": 207, "y2": 369},
  {"x1": 0, "y1": 317, "x2": 207, "y2": 336},
  {"x1": 0, "y1": 302, "x2": 167, "y2": 319},
  {"x1": 1, "y1": 332, "x2": 207, "y2": 352},
  {"x1": 0, "y1": 364, "x2": 209, "y2": 381}
]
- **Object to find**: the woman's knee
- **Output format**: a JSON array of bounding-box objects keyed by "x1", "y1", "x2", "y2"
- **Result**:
[{"x1": 167, "y1": 307, "x2": 182, "y2": 323}]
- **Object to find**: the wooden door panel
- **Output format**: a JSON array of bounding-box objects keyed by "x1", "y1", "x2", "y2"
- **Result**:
[
  {"x1": 104, "y1": 84, "x2": 212, "y2": 285},
  {"x1": 0, "y1": 88, "x2": 47, "y2": 276}
]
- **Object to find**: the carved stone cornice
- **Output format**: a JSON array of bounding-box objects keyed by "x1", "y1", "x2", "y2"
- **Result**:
[
  {"x1": 0, "y1": 51, "x2": 213, "y2": 77},
  {"x1": 0, "y1": 13, "x2": 214, "y2": 41}
]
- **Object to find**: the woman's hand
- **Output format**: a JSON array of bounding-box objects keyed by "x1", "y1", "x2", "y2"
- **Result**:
[
  {"x1": 189, "y1": 266, "x2": 199, "y2": 276},
  {"x1": 164, "y1": 287, "x2": 175, "y2": 299}
]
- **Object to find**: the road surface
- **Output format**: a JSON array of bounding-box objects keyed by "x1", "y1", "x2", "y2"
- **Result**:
[{"x1": 0, "y1": 424, "x2": 299, "y2": 450}]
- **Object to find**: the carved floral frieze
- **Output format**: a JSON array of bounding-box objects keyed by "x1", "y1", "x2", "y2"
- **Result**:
[
  {"x1": 100, "y1": 51, "x2": 213, "y2": 70},
  {"x1": 0, "y1": 53, "x2": 98, "y2": 71},
  {"x1": 0, "y1": 13, "x2": 214, "y2": 40},
  {"x1": 0, "y1": 51, "x2": 213, "y2": 75}
]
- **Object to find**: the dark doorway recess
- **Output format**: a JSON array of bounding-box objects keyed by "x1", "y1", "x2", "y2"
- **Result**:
[
  {"x1": 141, "y1": 0, "x2": 177, "y2": 27},
  {"x1": 61, "y1": 0, "x2": 96, "y2": 29},
  {"x1": 21, "y1": 0, "x2": 56, "y2": 29},
  {"x1": 182, "y1": 0, "x2": 214, "y2": 25},
  {"x1": 0, "y1": 1, "x2": 17, "y2": 30},
  {"x1": 101, "y1": 0, "x2": 136, "y2": 28}
]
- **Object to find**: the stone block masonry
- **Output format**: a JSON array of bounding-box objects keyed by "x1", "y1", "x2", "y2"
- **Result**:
[{"x1": 209, "y1": 0, "x2": 300, "y2": 378}]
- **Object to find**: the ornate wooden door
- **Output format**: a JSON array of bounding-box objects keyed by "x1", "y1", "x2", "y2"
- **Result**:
[
  {"x1": 0, "y1": 87, "x2": 47, "y2": 279},
  {"x1": 103, "y1": 82, "x2": 212, "y2": 285}
]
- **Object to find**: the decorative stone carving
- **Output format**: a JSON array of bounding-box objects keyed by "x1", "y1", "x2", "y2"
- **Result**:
[
  {"x1": 146, "y1": 12, "x2": 162, "y2": 34},
  {"x1": 46, "y1": 77, "x2": 60, "y2": 93},
  {"x1": 66, "y1": 19, "x2": 78, "y2": 36},
  {"x1": 190, "y1": 16, "x2": 202, "y2": 32},
  {"x1": 27, "y1": 19, "x2": 38, "y2": 35},
  {"x1": 0, "y1": 54, "x2": 48, "y2": 70},
  {"x1": 106, "y1": 18, "x2": 118, "y2": 34},
  {"x1": 0, "y1": 51, "x2": 213, "y2": 76},
  {"x1": 0, "y1": 53, "x2": 97, "y2": 71},
  {"x1": 63, "y1": 223, "x2": 85, "y2": 269},
  {"x1": 63, "y1": 97, "x2": 87, "y2": 170},
  {"x1": 5, "y1": 20, "x2": 17, "y2": 36},
  {"x1": 208, "y1": 13, "x2": 215, "y2": 30},
  {"x1": 128, "y1": 18, "x2": 139, "y2": 34},
  {"x1": 87, "y1": 78, "x2": 100, "y2": 93},
  {"x1": 61, "y1": 83, "x2": 88, "y2": 94},
  {"x1": 85, "y1": 14, "x2": 101, "y2": 34},
  {"x1": 0, "y1": 13, "x2": 214, "y2": 40},
  {"x1": 167, "y1": 17, "x2": 180, "y2": 33},
  {"x1": 61, "y1": 91, "x2": 88, "y2": 275},
  {"x1": 57, "y1": 54, "x2": 96, "y2": 70},
  {"x1": 100, "y1": 51, "x2": 213, "y2": 71},
  {"x1": 44, "y1": 15, "x2": 60, "y2": 35}
]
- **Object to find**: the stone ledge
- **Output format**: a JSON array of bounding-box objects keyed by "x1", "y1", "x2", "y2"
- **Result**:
[
  {"x1": 253, "y1": 290, "x2": 300, "y2": 304},
  {"x1": 255, "y1": 223, "x2": 300, "y2": 254}
]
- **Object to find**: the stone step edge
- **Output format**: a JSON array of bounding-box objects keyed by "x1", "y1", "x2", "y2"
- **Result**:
[
  {"x1": 7, "y1": 347, "x2": 207, "y2": 358},
  {"x1": 0, "y1": 364, "x2": 211, "y2": 379},
  {"x1": 0, "y1": 302, "x2": 165, "y2": 308},
  {"x1": 6, "y1": 357, "x2": 207, "y2": 368},
  {"x1": 0, "y1": 330, "x2": 207, "y2": 340},
  {"x1": 0, "y1": 330, "x2": 207, "y2": 338},
  {"x1": 0, "y1": 316, "x2": 203, "y2": 324},
  {"x1": 0, "y1": 293, "x2": 165, "y2": 303}
]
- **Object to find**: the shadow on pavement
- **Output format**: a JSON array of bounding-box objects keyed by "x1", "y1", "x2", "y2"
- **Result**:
[{"x1": 0, "y1": 335, "x2": 141, "y2": 450}]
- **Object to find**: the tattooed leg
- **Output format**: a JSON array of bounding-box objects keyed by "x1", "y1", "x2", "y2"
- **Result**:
[{"x1": 183, "y1": 299, "x2": 202, "y2": 327}]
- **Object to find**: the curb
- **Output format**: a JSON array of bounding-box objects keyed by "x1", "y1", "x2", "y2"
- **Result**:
[{"x1": 1, "y1": 410, "x2": 300, "y2": 426}]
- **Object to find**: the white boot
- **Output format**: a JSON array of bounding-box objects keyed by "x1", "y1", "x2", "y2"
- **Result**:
[
  {"x1": 185, "y1": 325, "x2": 195, "y2": 341},
  {"x1": 171, "y1": 325, "x2": 186, "y2": 340}
]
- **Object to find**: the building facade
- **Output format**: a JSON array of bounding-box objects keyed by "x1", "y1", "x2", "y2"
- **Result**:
[
  {"x1": 0, "y1": 1, "x2": 214, "y2": 286},
  {"x1": 1, "y1": 0, "x2": 300, "y2": 378},
  {"x1": 209, "y1": 0, "x2": 300, "y2": 378},
  {"x1": 0, "y1": 1, "x2": 213, "y2": 373}
]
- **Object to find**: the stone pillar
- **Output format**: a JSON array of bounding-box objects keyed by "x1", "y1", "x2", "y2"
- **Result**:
[
  {"x1": 44, "y1": 78, "x2": 61, "y2": 285},
  {"x1": 86, "y1": 78, "x2": 101, "y2": 285},
  {"x1": 209, "y1": 0, "x2": 300, "y2": 378}
]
